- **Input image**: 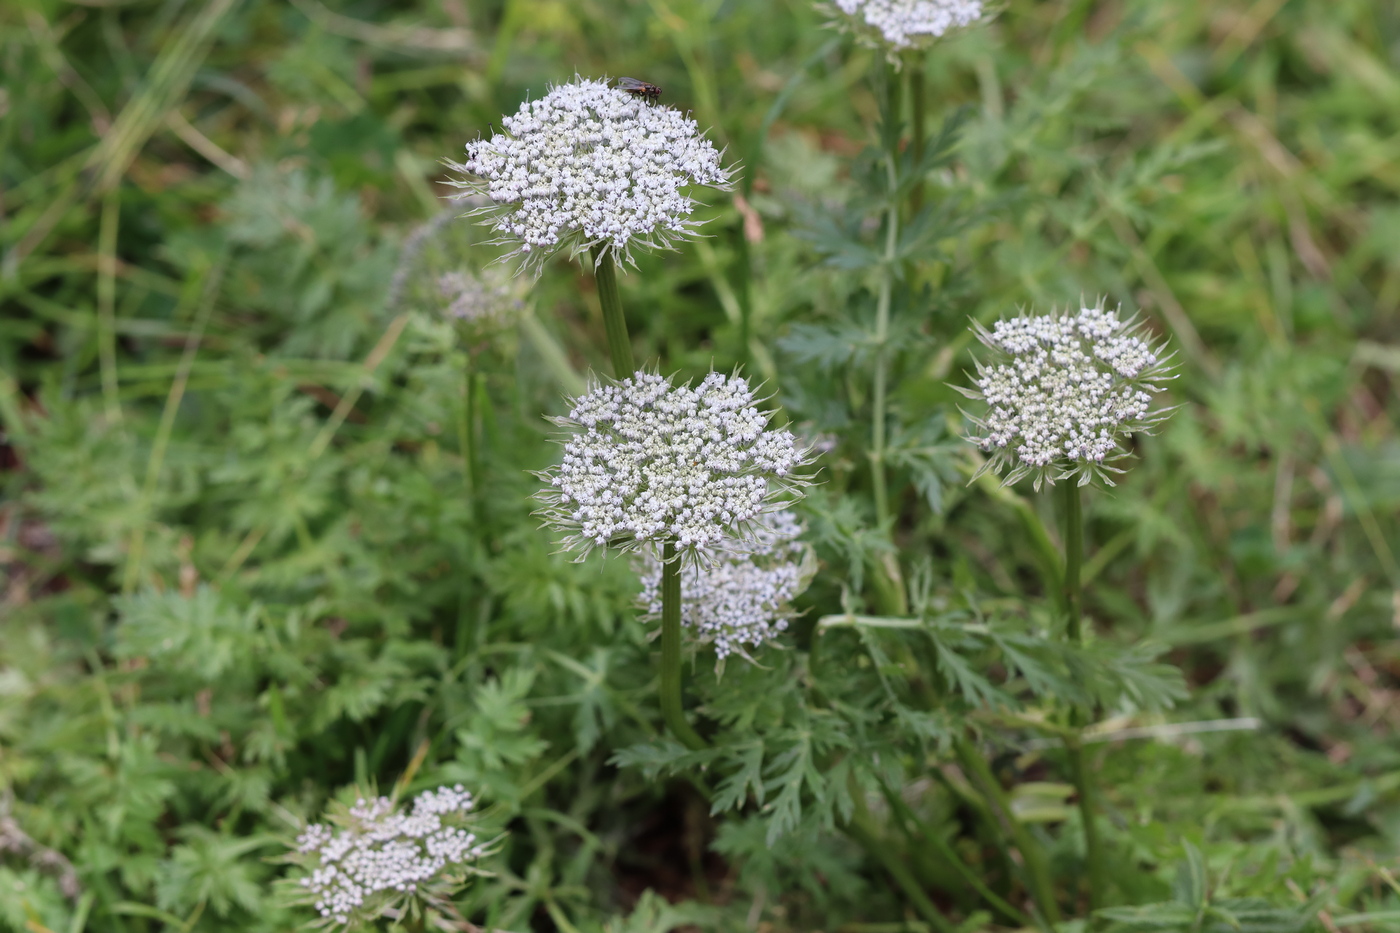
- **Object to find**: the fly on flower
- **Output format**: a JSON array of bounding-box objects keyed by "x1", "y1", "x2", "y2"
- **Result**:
[{"x1": 615, "y1": 76, "x2": 662, "y2": 102}]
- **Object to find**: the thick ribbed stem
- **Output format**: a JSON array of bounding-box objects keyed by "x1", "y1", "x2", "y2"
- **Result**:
[
  {"x1": 591, "y1": 246, "x2": 635, "y2": 378},
  {"x1": 660, "y1": 540, "x2": 707, "y2": 751}
]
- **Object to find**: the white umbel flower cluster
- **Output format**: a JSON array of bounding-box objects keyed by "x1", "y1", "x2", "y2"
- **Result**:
[
  {"x1": 538, "y1": 371, "x2": 810, "y2": 560},
  {"x1": 291, "y1": 785, "x2": 487, "y2": 928},
  {"x1": 830, "y1": 0, "x2": 984, "y2": 53},
  {"x1": 449, "y1": 77, "x2": 734, "y2": 272},
  {"x1": 961, "y1": 305, "x2": 1175, "y2": 489},
  {"x1": 636, "y1": 510, "x2": 814, "y2": 660}
]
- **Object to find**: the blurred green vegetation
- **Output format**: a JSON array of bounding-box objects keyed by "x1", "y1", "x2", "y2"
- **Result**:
[{"x1": 1, "y1": 0, "x2": 1398, "y2": 931}]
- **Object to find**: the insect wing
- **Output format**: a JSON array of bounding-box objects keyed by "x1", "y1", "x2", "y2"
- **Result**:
[{"x1": 616, "y1": 76, "x2": 662, "y2": 102}]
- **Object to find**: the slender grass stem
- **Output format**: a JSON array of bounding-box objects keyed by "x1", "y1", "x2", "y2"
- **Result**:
[
  {"x1": 98, "y1": 188, "x2": 123, "y2": 427},
  {"x1": 660, "y1": 540, "x2": 708, "y2": 751},
  {"x1": 737, "y1": 234, "x2": 753, "y2": 369},
  {"x1": 590, "y1": 246, "x2": 635, "y2": 378},
  {"x1": 954, "y1": 737, "x2": 1062, "y2": 926},
  {"x1": 875, "y1": 772, "x2": 1029, "y2": 926},
  {"x1": 1058, "y1": 479, "x2": 1105, "y2": 909},
  {"x1": 123, "y1": 253, "x2": 225, "y2": 593},
  {"x1": 520, "y1": 306, "x2": 586, "y2": 397},
  {"x1": 843, "y1": 808, "x2": 955, "y2": 933},
  {"x1": 928, "y1": 764, "x2": 1020, "y2": 888}
]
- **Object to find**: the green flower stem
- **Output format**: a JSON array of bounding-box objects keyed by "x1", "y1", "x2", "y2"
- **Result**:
[
  {"x1": 843, "y1": 807, "x2": 955, "y2": 933},
  {"x1": 591, "y1": 245, "x2": 635, "y2": 378},
  {"x1": 660, "y1": 540, "x2": 708, "y2": 751},
  {"x1": 1060, "y1": 480, "x2": 1084, "y2": 642},
  {"x1": 1058, "y1": 479, "x2": 1105, "y2": 909},
  {"x1": 954, "y1": 737, "x2": 1062, "y2": 926},
  {"x1": 457, "y1": 347, "x2": 479, "y2": 506},
  {"x1": 869, "y1": 147, "x2": 900, "y2": 532},
  {"x1": 908, "y1": 57, "x2": 927, "y2": 215}
]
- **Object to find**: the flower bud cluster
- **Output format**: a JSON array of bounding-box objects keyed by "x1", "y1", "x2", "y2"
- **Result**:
[
  {"x1": 962, "y1": 305, "x2": 1175, "y2": 488},
  {"x1": 830, "y1": 0, "x2": 984, "y2": 53},
  {"x1": 437, "y1": 266, "x2": 523, "y2": 333},
  {"x1": 291, "y1": 785, "x2": 486, "y2": 928},
  {"x1": 636, "y1": 509, "x2": 813, "y2": 660},
  {"x1": 538, "y1": 371, "x2": 810, "y2": 560},
  {"x1": 449, "y1": 77, "x2": 733, "y2": 272}
]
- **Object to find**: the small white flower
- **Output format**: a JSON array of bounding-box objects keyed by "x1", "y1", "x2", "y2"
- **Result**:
[
  {"x1": 828, "y1": 0, "x2": 985, "y2": 54},
  {"x1": 289, "y1": 785, "x2": 489, "y2": 930},
  {"x1": 448, "y1": 77, "x2": 734, "y2": 273},
  {"x1": 537, "y1": 371, "x2": 811, "y2": 561},
  {"x1": 959, "y1": 304, "x2": 1176, "y2": 489},
  {"x1": 636, "y1": 509, "x2": 814, "y2": 661}
]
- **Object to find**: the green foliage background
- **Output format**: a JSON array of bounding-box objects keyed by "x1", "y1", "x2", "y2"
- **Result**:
[{"x1": 2, "y1": 0, "x2": 1399, "y2": 930}]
